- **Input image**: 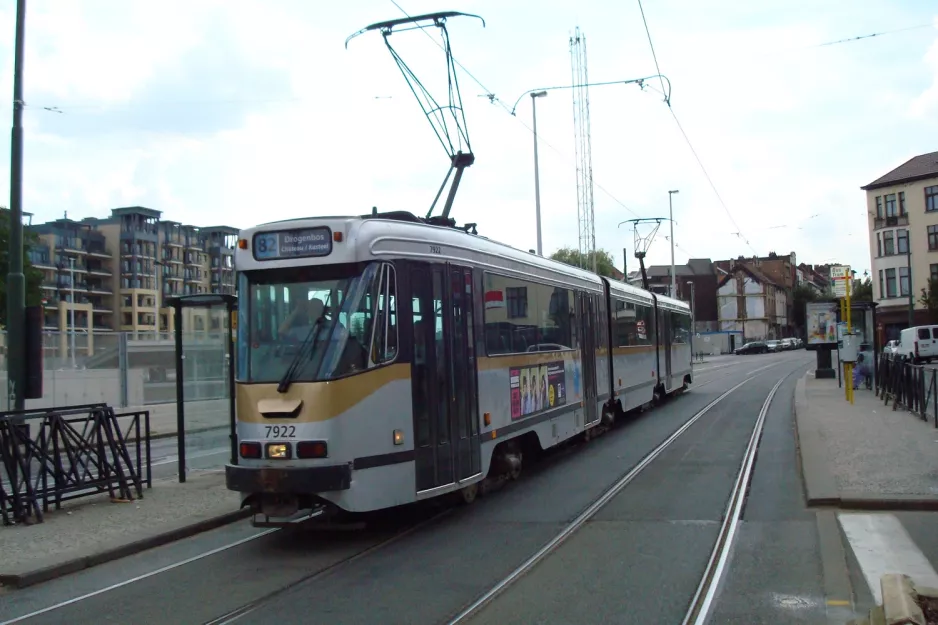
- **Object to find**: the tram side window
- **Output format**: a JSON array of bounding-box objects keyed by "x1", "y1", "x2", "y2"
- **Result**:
[
  {"x1": 369, "y1": 264, "x2": 398, "y2": 364},
  {"x1": 670, "y1": 310, "x2": 690, "y2": 344},
  {"x1": 612, "y1": 299, "x2": 653, "y2": 347},
  {"x1": 483, "y1": 272, "x2": 574, "y2": 355}
]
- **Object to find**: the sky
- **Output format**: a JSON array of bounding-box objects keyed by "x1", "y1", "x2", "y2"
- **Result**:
[{"x1": 0, "y1": 0, "x2": 936, "y2": 278}]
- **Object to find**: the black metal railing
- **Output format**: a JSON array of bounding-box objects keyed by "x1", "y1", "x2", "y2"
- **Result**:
[
  {"x1": 875, "y1": 353, "x2": 938, "y2": 427},
  {"x1": 0, "y1": 403, "x2": 151, "y2": 525}
]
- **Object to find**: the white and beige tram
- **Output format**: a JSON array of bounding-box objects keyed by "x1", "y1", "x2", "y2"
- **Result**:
[{"x1": 225, "y1": 211, "x2": 693, "y2": 525}]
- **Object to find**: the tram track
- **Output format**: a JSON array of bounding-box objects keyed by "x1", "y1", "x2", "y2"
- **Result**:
[
  {"x1": 200, "y1": 358, "x2": 792, "y2": 625},
  {"x1": 0, "y1": 354, "x2": 803, "y2": 625},
  {"x1": 444, "y1": 357, "x2": 807, "y2": 625}
]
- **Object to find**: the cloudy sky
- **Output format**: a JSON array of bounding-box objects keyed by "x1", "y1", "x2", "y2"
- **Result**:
[{"x1": 0, "y1": 0, "x2": 936, "y2": 276}]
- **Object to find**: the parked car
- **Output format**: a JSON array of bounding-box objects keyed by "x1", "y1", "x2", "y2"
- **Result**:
[
  {"x1": 883, "y1": 339, "x2": 899, "y2": 359},
  {"x1": 765, "y1": 339, "x2": 782, "y2": 353},
  {"x1": 735, "y1": 340, "x2": 767, "y2": 355},
  {"x1": 780, "y1": 338, "x2": 795, "y2": 350}
]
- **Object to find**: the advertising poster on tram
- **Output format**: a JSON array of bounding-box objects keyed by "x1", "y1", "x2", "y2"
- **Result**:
[{"x1": 510, "y1": 361, "x2": 567, "y2": 420}]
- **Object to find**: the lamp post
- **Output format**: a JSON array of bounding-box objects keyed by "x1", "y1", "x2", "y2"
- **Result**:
[
  {"x1": 530, "y1": 91, "x2": 547, "y2": 256},
  {"x1": 69, "y1": 256, "x2": 76, "y2": 369},
  {"x1": 6, "y1": 0, "x2": 27, "y2": 410},
  {"x1": 907, "y1": 227, "x2": 914, "y2": 327},
  {"x1": 668, "y1": 190, "x2": 679, "y2": 298}
]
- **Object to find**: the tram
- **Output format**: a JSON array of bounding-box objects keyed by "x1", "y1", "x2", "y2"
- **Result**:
[{"x1": 225, "y1": 211, "x2": 693, "y2": 526}]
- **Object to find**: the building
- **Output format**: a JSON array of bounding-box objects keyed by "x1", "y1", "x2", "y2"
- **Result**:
[
  {"x1": 796, "y1": 263, "x2": 831, "y2": 293},
  {"x1": 633, "y1": 259, "x2": 719, "y2": 332},
  {"x1": 27, "y1": 207, "x2": 239, "y2": 354},
  {"x1": 861, "y1": 149, "x2": 938, "y2": 339},
  {"x1": 717, "y1": 261, "x2": 788, "y2": 341},
  {"x1": 716, "y1": 251, "x2": 796, "y2": 336}
]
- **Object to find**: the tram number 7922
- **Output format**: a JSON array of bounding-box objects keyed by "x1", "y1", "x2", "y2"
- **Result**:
[{"x1": 265, "y1": 425, "x2": 296, "y2": 439}]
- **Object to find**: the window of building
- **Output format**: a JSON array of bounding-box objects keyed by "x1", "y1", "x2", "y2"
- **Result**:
[
  {"x1": 876, "y1": 196, "x2": 883, "y2": 218},
  {"x1": 885, "y1": 268, "x2": 897, "y2": 298},
  {"x1": 926, "y1": 186, "x2": 938, "y2": 212},
  {"x1": 899, "y1": 192, "x2": 906, "y2": 215},
  {"x1": 931, "y1": 264, "x2": 938, "y2": 282},
  {"x1": 878, "y1": 269, "x2": 884, "y2": 298},
  {"x1": 897, "y1": 229, "x2": 909, "y2": 254},
  {"x1": 877, "y1": 233, "x2": 882, "y2": 256},
  {"x1": 899, "y1": 266, "x2": 910, "y2": 296},
  {"x1": 885, "y1": 194, "x2": 897, "y2": 217},
  {"x1": 929, "y1": 225, "x2": 938, "y2": 250},
  {"x1": 883, "y1": 231, "x2": 895, "y2": 255},
  {"x1": 484, "y1": 273, "x2": 574, "y2": 355}
]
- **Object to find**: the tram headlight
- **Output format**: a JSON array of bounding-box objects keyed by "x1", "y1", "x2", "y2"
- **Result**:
[{"x1": 266, "y1": 443, "x2": 292, "y2": 459}]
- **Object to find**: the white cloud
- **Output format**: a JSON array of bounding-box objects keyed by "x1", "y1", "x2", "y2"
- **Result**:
[{"x1": 0, "y1": 0, "x2": 935, "y2": 281}]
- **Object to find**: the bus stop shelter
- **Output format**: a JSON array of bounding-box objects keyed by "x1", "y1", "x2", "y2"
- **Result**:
[{"x1": 167, "y1": 293, "x2": 238, "y2": 483}]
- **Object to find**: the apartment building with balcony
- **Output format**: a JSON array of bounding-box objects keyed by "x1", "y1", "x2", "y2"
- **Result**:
[
  {"x1": 29, "y1": 217, "x2": 116, "y2": 356},
  {"x1": 26, "y1": 207, "x2": 239, "y2": 348},
  {"x1": 862, "y1": 150, "x2": 938, "y2": 339}
]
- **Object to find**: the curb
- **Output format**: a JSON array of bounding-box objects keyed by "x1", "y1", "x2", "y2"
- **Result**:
[
  {"x1": 794, "y1": 375, "x2": 938, "y2": 512},
  {"x1": 148, "y1": 424, "x2": 230, "y2": 441},
  {"x1": 0, "y1": 507, "x2": 251, "y2": 589},
  {"x1": 794, "y1": 375, "x2": 840, "y2": 506}
]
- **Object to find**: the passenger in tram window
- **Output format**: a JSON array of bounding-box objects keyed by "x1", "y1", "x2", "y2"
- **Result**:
[{"x1": 279, "y1": 293, "x2": 326, "y2": 341}]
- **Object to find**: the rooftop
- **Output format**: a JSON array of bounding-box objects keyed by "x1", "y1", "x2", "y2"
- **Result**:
[{"x1": 860, "y1": 150, "x2": 938, "y2": 191}]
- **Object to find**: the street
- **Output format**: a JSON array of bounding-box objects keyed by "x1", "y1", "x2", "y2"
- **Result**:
[{"x1": 1, "y1": 350, "x2": 854, "y2": 625}]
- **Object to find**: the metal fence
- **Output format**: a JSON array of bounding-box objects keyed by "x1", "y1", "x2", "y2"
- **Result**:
[
  {"x1": 875, "y1": 352, "x2": 938, "y2": 428},
  {"x1": 0, "y1": 330, "x2": 230, "y2": 412},
  {"x1": 0, "y1": 403, "x2": 151, "y2": 525}
]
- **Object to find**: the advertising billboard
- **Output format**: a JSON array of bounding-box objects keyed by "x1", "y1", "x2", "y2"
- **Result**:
[{"x1": 806, "y1": 302, "x2": 838, "y2": 345}]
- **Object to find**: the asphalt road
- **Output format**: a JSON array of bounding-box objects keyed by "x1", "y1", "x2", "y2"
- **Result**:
[{"x1": 1, "y1": 350, "x2": 827, "y2": 625}]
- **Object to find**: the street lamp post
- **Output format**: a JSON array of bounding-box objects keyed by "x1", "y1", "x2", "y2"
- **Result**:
[
  {"x1": 531, "y1": 91, "x2": 547, "y2": 256},
  {"x1": 69, "y1": 257, "x2": 76, "y2": 369},
  {"x1": 907, "y1": 227, "x2": 914, "y2": 327},
  {"x1": 6, "y1": 0, "x2": 27, "y2": 410},
  {"x1": 668, "y1": 190, "x2": 679, "y2": 298}
]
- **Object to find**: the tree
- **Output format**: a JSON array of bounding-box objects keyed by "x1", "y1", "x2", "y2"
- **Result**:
[
  {"x1": 0, "y1": 207, "x2": 44, "y2": 328},
  {"x1": 920, "y1": 278, "x2": 938, "y2": 323},
  {"x1": 791, "y1": 283, "x2": 818, "y2": 335},
  {"x1": 851, "y1": 277, "x2": 873, "y2": 302},
  {"x1": 549, "y1": 247, "x2": 619, "y2": 279}
]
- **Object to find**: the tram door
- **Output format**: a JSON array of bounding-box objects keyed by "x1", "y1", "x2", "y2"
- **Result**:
[
  {"x1": 661, "y1": 309, "x2": 673, "y2": 387},
  {"x1": 578, "y1": 293, "x2": 600, "y2": 427},
  {"x1": 411, "y1": 263, "x2": 481, "y2": 493}
]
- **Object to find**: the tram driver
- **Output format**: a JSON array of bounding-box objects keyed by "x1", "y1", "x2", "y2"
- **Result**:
[{"x1": 279, "y1": 291, "x2": 327, "y2": 342}]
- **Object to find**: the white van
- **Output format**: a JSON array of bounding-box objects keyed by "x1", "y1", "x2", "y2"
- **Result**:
[{"x1": 899, "y1": 325, "x2": 938, "y2": 363}]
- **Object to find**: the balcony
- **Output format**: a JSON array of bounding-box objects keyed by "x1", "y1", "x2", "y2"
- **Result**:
[{"x1": 873, "y1": 214, "x2": 909, "y2": 230}]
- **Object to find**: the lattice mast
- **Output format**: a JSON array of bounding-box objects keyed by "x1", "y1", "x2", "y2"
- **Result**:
[{"x1": 570, "y1": 28, "x2": 596, "y2": 273}]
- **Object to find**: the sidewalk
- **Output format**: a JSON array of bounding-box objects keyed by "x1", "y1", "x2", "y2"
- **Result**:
[
  {"x1": 794, "y1": 372, "x2": 938, "y2": 509},
  {"x1": 0, "y1": 470, "x2": 248, "y2": 589}
]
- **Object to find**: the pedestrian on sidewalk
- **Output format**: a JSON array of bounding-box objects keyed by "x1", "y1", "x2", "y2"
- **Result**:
[{"x1": 852, "y1": 345, "x2": 872, "y2": 390}]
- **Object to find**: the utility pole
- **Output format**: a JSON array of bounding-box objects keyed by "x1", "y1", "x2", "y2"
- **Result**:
[
  {"x1": 530, "y1": 91, "x2": 547, "y2": 256},
  {"x1": 907, "y1": 227, "x2": 914, "y2": 327},
  {"x1": 668, "y1": 190, "x2": 679, "y2": 298},
  {"x1": 69, "y1": 257, "x2": 76, "y2": 369},
  {"x1": 7, "y1": 0, "x2": 27, "y2": 410}
]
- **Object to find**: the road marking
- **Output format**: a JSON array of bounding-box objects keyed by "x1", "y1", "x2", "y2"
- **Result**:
[
  {"x1": 826, "y1": 599, "x2": 851, "y2": 606},
  {"x1": 837, "y1": 512, "x2": 938, "y2": 605},
  {"x1": 0, "y1": 530, "x2": 278, "y2": 625}
]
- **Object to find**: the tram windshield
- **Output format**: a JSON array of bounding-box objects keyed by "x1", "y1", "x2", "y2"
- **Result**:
[{"x1": 237, "y1": 261, "x2": 398, "y2": 383}]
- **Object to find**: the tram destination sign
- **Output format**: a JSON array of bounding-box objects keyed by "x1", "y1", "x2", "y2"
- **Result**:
[{"x1": 253, "y1": 227, "x2": 333, "y2": 261}]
